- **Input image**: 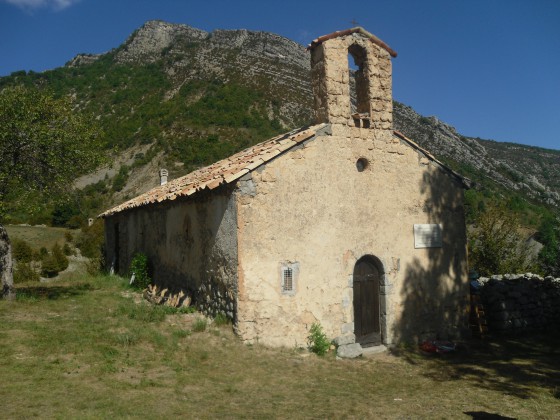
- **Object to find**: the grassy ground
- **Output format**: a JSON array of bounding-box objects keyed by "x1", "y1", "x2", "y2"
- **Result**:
[
  {"x1": 1, "y1": 275, "x2": 558, "y2": 419},
  {"x1": 5, "y1": 224, "x2": 75, "y2": 249}
]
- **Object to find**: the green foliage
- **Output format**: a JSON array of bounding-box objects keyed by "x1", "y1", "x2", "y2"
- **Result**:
[
  {"x1": 52, "y1": 243, "x2": 69, "y2": 272},
  {"x1": 85, "y1": 253, "x2": 104, "y2": 276},
  {"x1": 116, "y1": 301, "x2": 169, "y2": 323},
  {"x1": 192, "y1": 317, "x2": 208, "y2": 332},
  {"x1": 112, "y1": 165, "x2": 130, "y2": 192},
  {"x1": 40, "y1": 243, "x2": 69, "y2": 278},
  {"x1": 13, "y1": 262, "x2": 40, "y2": 283},
  {"x1": 0, "y1": 85, "x2": 103, "y2": 218},
  {"x1": 40, "y1": 256, "x2": 60, "y2": 278},
  {"x1": 11, "y1": 238, "x2": 33, "y2": 263},
  {"x1": 307, "y1": 322, "x2": 330, "y2": 356},
  {"x1": 214, "y1": 313, "x2": 229, "y2": 326},
  {"x1": 469, "y1": 203, "x2": 536, "y2": 276},
  {"x1": 129, "y1": 253, "x2": 151, "y2": 289},
  {"x1": 537, "y1": 213, "x2": 560, "y2": 277},
  {"x1": 75, "y1": 220, "x2": 104, "y2": 259},
  {"x1": 63, "y1": 243, "x2": 73, "y2": 256},
  {"x1": 51, "y1": 200, "x2": 81, "y2": 227}
]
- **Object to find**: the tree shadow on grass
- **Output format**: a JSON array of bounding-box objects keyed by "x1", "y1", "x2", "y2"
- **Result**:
[
  {"x1": 390, "y1": 165, "x2": 560, "y2": 400},
  {"x1": 15, "y1": 283, "x2": 94, "y2": 300},
  {"x1": 392, "y1": 333, "x2": 560, "y2": 400}
]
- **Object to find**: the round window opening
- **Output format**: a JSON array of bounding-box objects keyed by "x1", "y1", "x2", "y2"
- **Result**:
[{"x1": 356, "y1": 158, "x2": 369, "y2": 172}]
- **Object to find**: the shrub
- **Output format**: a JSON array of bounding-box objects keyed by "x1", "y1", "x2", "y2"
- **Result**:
[
  {"x1": 75, "y1": 220, "x2": 104, "y2": 259},
  {"x1": 112, "y1": 165, "x2": 129, "y2": 192},
  {"x1": 12, "y1": 238, "x2": 33, "y2": 263},
  {"x1": 51, "y1": 201, "x2": 80, "y2": 227},
  {"x1": 41, "y1": 244, "x2": 69, "y2": 278},
  {"x1": 469, "y1": 203, "x2": 536, "y2": 276},
  {"x1": 63, "y1": 243, "x2": 73, "y2": 256},
  {"x1": 41, "y1": 256, "x2": 60, "y2": 278},
  {"x1": 52, "y1": 243, "x2": 69, "y2": 272},
  {"x1": 192, "y1": 317, "x2": 207, "y2": 332},
  {"x1": 307, "y1": 323, "x2": 330, "y2": 356},
  {"x1": 86, "y1": 255, "x2": 104, "y2": 276},
  {"x1": 129, "y1": 253, "x2": 151, "y2": 289},
  {"x1": 13, "y1": 262, "x2": 40, "y2": 283}
]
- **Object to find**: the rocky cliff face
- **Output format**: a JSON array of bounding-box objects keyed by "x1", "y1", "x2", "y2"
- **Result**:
[
  {"x1": 68, "y1": 20, "x2": 312, "y2": 127},
  {"x1": 392, "y1": 102, "x2": 560, "y2": 207},
  {"x1": 64, "y1": 20, "x2": 560, "y2": 209}
]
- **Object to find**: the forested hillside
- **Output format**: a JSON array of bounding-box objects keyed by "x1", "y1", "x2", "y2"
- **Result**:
[{"x1": 1, "y1": 20, "x2": 558, "y2": 255}]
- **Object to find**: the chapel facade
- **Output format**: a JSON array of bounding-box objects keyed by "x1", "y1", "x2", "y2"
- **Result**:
[{"x1": 102, "y1": 28, "x2": 470, "y2": 349}]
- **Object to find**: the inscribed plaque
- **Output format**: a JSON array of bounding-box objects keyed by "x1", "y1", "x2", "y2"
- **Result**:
[{"x1": 414, "y1": 224, "x2": 442, "y2": 248}]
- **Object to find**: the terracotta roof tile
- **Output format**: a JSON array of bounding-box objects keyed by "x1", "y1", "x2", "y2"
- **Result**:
[
  {"x1": 308, "y1": 27, "x2": 397, "y2": 58},
  {"x1": 100, "y1": 123, "x2": 325, "y2": 217}
]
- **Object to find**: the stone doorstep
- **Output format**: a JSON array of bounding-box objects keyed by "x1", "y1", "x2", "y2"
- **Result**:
[
  {"x1": 361, "y1": 344, "x2": 388, "y2": 357},
  {"x1": 336, "y1": 343, "x2": 388, "y2": 359}
]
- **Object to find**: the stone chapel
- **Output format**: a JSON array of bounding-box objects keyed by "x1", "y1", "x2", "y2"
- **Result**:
[{"x1": 101, "y1": 27, "x2": 471, "y2": 350}]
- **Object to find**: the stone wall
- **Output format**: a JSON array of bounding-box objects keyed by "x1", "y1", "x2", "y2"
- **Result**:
[
  {"x1": 474, "y1": 274, "x2": 560, "y2": 333},
  {"x1": 104, "y1": 187, "x2": 238, "y2": 320},
  {"x1": 310, "y1": 33, "x2": 393, "y2": 130},
  {"x1": 235, "y1": 126, "x2": 469, "y2": 347}
]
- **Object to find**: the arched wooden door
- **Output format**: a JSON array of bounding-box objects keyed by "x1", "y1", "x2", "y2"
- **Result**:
[{"x1": 353, "y1": 257, "x2": 381, "y2": 346}]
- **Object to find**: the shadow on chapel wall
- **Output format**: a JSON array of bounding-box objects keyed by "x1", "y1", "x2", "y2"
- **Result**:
[
  {"x1": 392, "y1": 167, "x2": 560, "y2": 399},
  {"x1": 392, "y1": 168, "x2": 469, "y2": 343}
]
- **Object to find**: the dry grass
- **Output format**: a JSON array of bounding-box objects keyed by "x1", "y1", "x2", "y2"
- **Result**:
[
  {"x1": 1, "y1": 274, "x2": 558, "y2": 419},
  {"x1": 5, "y1": 224, "x2": 74, "y2": 250}
]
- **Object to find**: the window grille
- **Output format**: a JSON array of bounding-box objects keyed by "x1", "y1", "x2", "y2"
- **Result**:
[{"x1": 282, "y1": 267, "x2": 293, "y2": 292}]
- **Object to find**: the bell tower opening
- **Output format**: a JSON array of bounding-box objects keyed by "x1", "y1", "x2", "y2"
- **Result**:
[
  {"x1": 309, "y1": 27, "x2": 396, "y2": 129},
  {"x1": 348, "y1": 44, "x2": 370, "y2": 118}
]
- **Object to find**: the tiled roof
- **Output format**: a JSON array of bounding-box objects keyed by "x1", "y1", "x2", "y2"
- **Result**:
[
  {"x1": 100, "y1": 123, "x2": 327, "y2": 217},
  {"x1": 100, "y1": 123, "x2": 470, "y2": 218},
  {"x1": 307, "y1": 27, "x2": 397, "y2": 58}
]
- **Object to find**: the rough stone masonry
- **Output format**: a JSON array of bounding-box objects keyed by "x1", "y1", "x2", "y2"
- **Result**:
[{"x1": 474, "y1": 274, "x2": 560, "y2": 333}]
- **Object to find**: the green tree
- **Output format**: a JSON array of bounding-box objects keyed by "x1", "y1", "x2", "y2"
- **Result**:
[
  {"x1": 537, "y1": 214, "x2": 560, "y2": 276},
  {"x1": 0, "y1": 85, "x2": 102, "y2": 298},
  {"x1": 469, "y1": 203, "x2": 536, "y2": 276}
]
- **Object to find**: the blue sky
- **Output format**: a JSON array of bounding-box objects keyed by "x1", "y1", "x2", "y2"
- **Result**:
[{"x1": 1, "y1": 0, "x2": 559, "y2": 150}]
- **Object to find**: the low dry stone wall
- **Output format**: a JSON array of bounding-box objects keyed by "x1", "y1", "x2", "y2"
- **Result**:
[{"x1": 474, "y1": 274, "x2": 560, "y2": 333}]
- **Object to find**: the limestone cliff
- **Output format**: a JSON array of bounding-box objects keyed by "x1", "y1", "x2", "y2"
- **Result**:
[{"x1": 13, "y1": 20, "x2": 560, "y2": 211}]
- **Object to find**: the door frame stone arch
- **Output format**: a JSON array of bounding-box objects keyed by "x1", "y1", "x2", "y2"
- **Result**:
[{"x1": 353, "y1": 255, "x2": 388, "y2": 346}]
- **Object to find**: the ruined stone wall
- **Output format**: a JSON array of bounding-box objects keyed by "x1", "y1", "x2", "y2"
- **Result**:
[
  {"x1": 104, "y1": 187, "x2": 238, "y2": 319},
  {"x1": 310, "y1": 35, "x2": 392, "y2": 130},
  {"x1": 475, "y1": 274, "x2": 560, "y2": 333},
  {"x1": 235, "y1": 127, "x2": 469, "y2": 348}
]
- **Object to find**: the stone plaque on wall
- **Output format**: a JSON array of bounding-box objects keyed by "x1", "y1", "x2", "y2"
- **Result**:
[{"x1": 414, "y1": 224, "x2": 442, "y2": 248}]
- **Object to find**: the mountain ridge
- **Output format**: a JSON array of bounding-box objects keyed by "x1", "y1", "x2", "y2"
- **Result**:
[{"x1": 2, "y1": 19, "x2": 559, "y2": 223}]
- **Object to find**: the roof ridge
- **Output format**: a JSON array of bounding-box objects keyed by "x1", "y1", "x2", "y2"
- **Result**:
[
  {"x1": 100, "y1": 123, "x2": 327, "y2": 217},
  {"x1": 307, "y1": 27, "x2": 397, "y2": 58}
]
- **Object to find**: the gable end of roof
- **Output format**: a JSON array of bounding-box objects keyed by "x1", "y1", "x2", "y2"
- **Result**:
[{"x1": 307, "y1": 27, "x2": 397, "y2": 58}]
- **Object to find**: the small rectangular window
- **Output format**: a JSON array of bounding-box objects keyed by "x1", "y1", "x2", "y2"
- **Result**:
[
  {"x1": 280, "y1": 262, "x2": 298, "y2": 295},
  {"x1": 282, "y1": 267, "x2": 293, "y2": 292}
]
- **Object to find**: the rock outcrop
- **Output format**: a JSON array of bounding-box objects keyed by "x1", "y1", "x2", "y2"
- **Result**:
[{"x1": 61, "y1": 20, "x2": 560, "y2": 208}]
